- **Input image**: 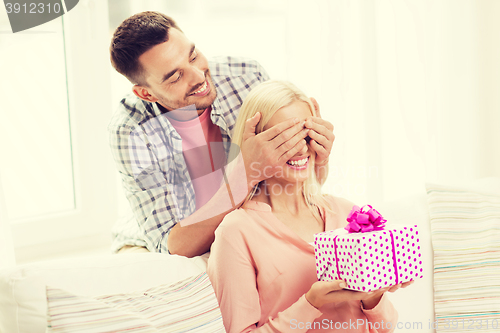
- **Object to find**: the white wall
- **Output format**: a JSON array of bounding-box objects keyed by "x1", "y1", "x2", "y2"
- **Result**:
[
  {"x1": 2, "y1": 0, "x2": 499, "y2": 263},
  {"x1": 110, "y1": 0, "x2": 500, "y2": 208},
  {"x1": 282, "y1": 0, "x2": 500, "y2": 205}
]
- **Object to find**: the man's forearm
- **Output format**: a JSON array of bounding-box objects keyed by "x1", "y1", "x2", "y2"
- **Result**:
[
  {"x1": 167, "y1": 210, "x2": 227, "y2": 257},
  {"x1": 168, "y1": 154, "x2": 252, "y2": 257}
]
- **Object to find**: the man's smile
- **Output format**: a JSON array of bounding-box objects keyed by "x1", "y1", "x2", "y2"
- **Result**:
[{"x1": 189, "y1": 80, "x2": 210, "y2": 97}]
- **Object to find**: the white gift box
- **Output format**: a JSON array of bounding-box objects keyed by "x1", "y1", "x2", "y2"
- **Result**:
[{"x1": 314, "y1": 225, "x2": 423, "y2": 292}]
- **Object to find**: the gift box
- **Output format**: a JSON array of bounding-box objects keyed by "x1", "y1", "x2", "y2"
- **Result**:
[{"x1": 314, "y1": 205, "x2": 423, "y2": 292}]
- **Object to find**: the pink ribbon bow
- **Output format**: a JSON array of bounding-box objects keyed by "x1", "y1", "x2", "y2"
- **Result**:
[{"x1": 345, "y1": 205, "x2": 386, "y2": 233}]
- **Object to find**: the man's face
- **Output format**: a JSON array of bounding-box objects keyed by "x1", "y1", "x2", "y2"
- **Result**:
[{"x1": 136, "y1": 28, "x2": 217, "y2": 114}]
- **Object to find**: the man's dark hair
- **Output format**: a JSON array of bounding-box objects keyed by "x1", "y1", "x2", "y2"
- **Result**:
[{"x1": 110, "y1": 11, "x2": 181, "y2": 86}]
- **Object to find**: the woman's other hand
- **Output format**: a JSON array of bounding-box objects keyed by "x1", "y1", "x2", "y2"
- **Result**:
[
  {"x1": 306, "y1": 279, "x2": 415, "y2": 309},
  {"x1": 305, "y1": 280, "x2": 365, "y2": 309},
  {"x1": 304, "y1": 98, "x2": 334, "y2": 167},
  {"x1": 361, "y1": 280, "x2": 415, "y2": 309}
]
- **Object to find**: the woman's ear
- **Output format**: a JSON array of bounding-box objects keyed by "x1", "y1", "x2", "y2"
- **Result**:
[{"x1": 310, "y1": 97, "x2": 320, "y2": 117}]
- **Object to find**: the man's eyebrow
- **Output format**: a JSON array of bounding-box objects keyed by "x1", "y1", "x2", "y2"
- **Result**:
[
  {"x1": 160, "y1": 44, "x2": 196, "y2": 84},
  {"x1": 161, "y1": 68, "x2": 178, "y2": 84},
  {"x1": 189, "y1": 44, "x2": 196, "y2": 57}
]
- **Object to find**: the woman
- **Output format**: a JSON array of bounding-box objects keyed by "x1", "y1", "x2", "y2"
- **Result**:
[{"x1": 207, "y1": 81, "x2": 410, "y2": 332}]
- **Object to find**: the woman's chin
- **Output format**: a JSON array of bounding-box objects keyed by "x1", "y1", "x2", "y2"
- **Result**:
[
  {"x1": 267, "y1": 161, "x2": 312, "y2": 185},
  {"x1": 280, "y1": 170, "x2": 310, "y2": 185}
]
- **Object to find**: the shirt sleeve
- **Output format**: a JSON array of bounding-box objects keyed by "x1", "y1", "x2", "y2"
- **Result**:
[
  {"x1": 207, "y1": 212, "x2": 323, "y2": 333},
  {"x1": 108, "y1": 121, "x2": 178, "y2": 253},
  {"x1": 256, "y1": 60, "x2": 270, "y2": 82}
]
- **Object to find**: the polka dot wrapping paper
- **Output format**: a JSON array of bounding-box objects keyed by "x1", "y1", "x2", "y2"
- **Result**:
[{"x1": 314, "y1": 226, "x2": 424, "y2": 292}]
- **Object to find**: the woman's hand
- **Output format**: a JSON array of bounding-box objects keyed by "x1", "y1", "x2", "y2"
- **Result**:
[
  {"x1": 306, "y1": 279, "x2": 415, "y2": 310},
  {"x1": 304, "y1": 98, "x2": 334, "y2": 167},
  {"x1": 306, "y1": 280, "x2": 379, "y2": 309},
  {"x1": 361, "y1": 280, "x2": 415, "y2": 309}
]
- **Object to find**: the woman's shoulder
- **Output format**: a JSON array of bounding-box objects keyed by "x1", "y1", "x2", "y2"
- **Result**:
[
  {"x1": 215, "y1": 204, "x2": 260, "y2": 238},
  {"x1": 321, "y1": 194, "x2": 356, "y2": 219},
  {"x1": 220, "y1": 207, "x2": 252, "y2": 225},
  {"x1": 320, "y1": 195, "x2": 356, "y2": 230},
  {"x1": 323, "y1": 194, "x2": 355, "y2": 211}
]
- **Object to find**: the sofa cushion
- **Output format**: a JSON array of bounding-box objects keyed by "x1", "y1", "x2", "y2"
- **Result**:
[
  {"x1": 0, "y1": 253, "x2": 206, "y2": 333},
  {"x1": 426, "y1": 177, "x2": 500, "y2": 331},
  {"x1": 46, "y1": 272, "x2": 224, "y2": 333}
]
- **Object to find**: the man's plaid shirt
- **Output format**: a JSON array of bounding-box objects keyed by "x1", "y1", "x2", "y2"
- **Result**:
[{"x1": 108, "y1": 57, "x2": 269, "y2": 253}]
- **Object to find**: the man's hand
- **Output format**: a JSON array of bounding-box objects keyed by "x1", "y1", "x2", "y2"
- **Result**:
[
  {"x1": 240, "y1": 112, "x2": 308, "y2": 188},
  {"x1": 170, "y1": 113, "x2": 307, "y2": 257},
  {"x1": 305, "y1": 98, "x2": 334, "y2": 167}
]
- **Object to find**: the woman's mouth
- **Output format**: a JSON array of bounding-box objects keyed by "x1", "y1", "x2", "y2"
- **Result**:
[
  {"x1": 286, "y1": 156, "x2": 309, "y2": 170},
  {"x1": 189, "y1": 80, "x2": 210, "y2": 97}
]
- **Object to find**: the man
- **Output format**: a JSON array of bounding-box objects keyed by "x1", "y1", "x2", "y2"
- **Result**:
[{"x1": 109, "y1": 11, "x2": 334, "y2": 257}]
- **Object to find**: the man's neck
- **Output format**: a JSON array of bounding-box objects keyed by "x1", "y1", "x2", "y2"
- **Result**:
[{"x1": 158, "y1": 103, "x2": 206, "y2": 122}]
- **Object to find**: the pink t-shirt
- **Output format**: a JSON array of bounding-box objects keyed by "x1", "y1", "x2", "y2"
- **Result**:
[{"x1": 168, "y1": 107, "x2": 226, "y2": 210}]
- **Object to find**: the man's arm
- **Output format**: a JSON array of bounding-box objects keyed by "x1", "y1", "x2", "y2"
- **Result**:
[
  {"x1": 168, "y1": 115, "x2": 310, "y2": 257},
  {"x1": 110, "y1": 92, "x2": 333, "y2": 257},
  {"x1": 110, "y1": 106, "x2": 307, "y2": 257},
  {"x1": 109, "y1": 120, "x2": 184, "y2": 253},
  {"x1": 168, "y1": 211, "x2": 227, "y2": 258},
  {"x1": 167, "y1": 151, "x2": 251, "y2": 257}
]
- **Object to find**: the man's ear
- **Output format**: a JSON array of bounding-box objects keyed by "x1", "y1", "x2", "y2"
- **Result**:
[{"x1": 132, "y1": 85, "x2": 159, "y2": 103}]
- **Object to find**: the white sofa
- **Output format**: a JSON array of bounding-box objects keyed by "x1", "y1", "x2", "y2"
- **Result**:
[{"x1": 0, "y1": 193, "x2": 436, "y2": 333}]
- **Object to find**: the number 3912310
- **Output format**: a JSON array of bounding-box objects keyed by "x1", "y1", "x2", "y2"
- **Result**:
[
  {"x1": 443, "y1": 319, "x2": 499, "y2": 330},
  {"x1": 5, "y1": 2, "x2": 62, "y2": 14}
]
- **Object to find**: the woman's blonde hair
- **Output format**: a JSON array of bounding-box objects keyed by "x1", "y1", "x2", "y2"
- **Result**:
[{"x1": 230, "y1": 80, "x2": 331, "y2": 215}]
